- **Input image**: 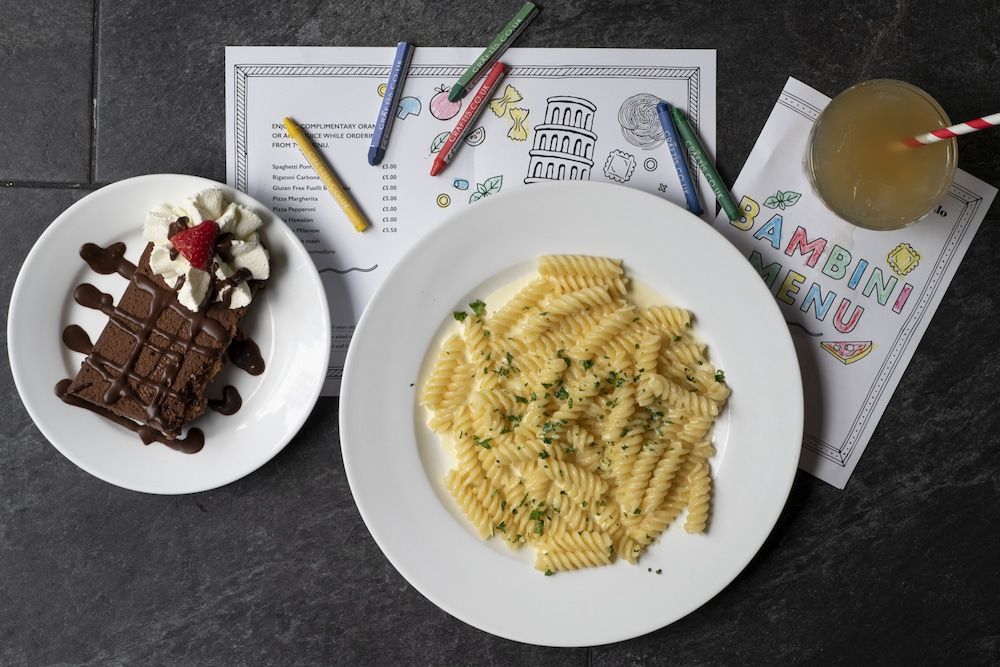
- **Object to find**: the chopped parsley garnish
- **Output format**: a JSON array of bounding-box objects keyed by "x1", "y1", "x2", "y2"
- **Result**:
[
  {"x1": 469, "y1": 299, "x2": 486, "y2": 317},
  {"x1": 686, "y1": 321, "x2": 692, "y2": 328},
  {"x1": 514, "y1": 395, "x2": 529, "y2": 404},
  {"x1": 686, "y1": 374, "x2": 696, "y2": 383},
  {"x1": 473, "y1": 436, "x2": 492, "y2": 449},
  {"x1": 715, "y1": 369, "x2": 726, "y2": 383},
  {"x1": 530, "y1": 391, "x2": 537, "y2": 402},
  {"x1": 538, "y1": 450, "x2": 550, "y2": 460},
  {"x1": 535, "y1": 520, "x2": 544, "y2": 535},
  {"x1": 496, "y1": 521, "x2": 506, "y2": 533},
  {"x1": 581, "y1": 359, "x2": 594, "y2": 371},
  {"x1": 539, "y1": 311, "x2": 549, "y2": 316},
  {"x1": 567, "y1": 397, "x2": 574, "y2": 409},
  {"x1": 563, "y1": 447, "x2": 576, "y2": 455},
  {"x1": 606, "y1": 398, "x2": 619, "y2": 409},
  {"x1": 581, "y1": 500, "x2": 588, "y2": 508},
  {"x1": 554, "y1": 386, "x2": 569, "y2": 400},
  {"x1": 544, "y1": 569, "x2": 554, "y2": 577},
  {"x1": 506, "y1": 414, "x2": 522, "y2": 425},
  {"x1": 633, "y1": 508, "x2": 641, "y2": 515},
  {"x1": 674, "y1": 335, "x2": 682, "y2": 342},
  {"x1": 453, "y1": 311, "x2": 468, "y2": 322}
]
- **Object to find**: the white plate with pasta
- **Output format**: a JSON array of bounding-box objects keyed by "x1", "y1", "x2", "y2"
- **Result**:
[{"x1": 340, "y1": 181, "x2": 802, "y2": 647}]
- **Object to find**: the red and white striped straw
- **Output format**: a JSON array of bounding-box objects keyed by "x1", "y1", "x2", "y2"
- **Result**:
[{"x1": 902, "y1": 112, "x2": 1000, "y2": 147}]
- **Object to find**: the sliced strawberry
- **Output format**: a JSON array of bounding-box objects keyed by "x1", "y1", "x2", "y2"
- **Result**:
[{"x1": 169, "y1": 220, "x2": 219, "y2": 270}]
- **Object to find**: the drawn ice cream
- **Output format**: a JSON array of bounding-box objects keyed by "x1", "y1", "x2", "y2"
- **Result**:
[{"x1": 524, "y1": 96, "x2": 597, "y2": 184}]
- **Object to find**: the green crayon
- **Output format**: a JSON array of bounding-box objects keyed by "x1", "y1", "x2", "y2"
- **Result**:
[
  {"x1": 669, "y1": 106, "x2": 741, "y2": 222},
  {"x1": 448, "y1": 1, "x2": 538, "y2": 103}
]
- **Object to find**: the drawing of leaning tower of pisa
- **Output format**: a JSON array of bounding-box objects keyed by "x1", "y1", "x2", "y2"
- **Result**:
[{"x1": 524, "y1": 96, "x2": 597, "y2": 184}]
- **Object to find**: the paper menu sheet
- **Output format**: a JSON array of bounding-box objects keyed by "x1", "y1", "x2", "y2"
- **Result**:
[
  {"x1": 225, "y1": 46, "x2": 717, "y2": 395},
  {"x1": 713, "y1": 77, "x2": 997, "y2": 489}
]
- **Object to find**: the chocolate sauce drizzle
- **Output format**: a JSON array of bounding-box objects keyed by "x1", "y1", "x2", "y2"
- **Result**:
[
  {"x1": 62, "y1": 325, "x2": 93, "y2": 355},
  {"x1": 215, "y1": 232, "x2": 236, "y2": 261},
  {"x1": 217, "y1": 267, "x2": 253, "y2": 309},
  {"x1": 228, "y1": 336, "x2": 265, "y2": 376},
  {"x1": 208, "y1": 385, "x2": 242, "y2": 415},
  {"x1": 55, "y1": 379, "x2": 205, "y2": 454}
]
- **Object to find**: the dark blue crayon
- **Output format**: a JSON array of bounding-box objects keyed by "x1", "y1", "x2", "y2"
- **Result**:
[
  {"x1": 368, "y1": 42, "x2": 415, "y2": 166},
  {"x1": 656, "y1": 101, "x2": 704, "y2": 216}
]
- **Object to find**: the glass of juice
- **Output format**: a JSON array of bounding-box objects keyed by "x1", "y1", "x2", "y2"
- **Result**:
[{"x1": 806, "y1": 79, "x2": 957, "y2": 230}]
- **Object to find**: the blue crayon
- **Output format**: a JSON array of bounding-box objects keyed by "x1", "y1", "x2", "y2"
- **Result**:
[
  {"x1": 656, "y1": 101, "x2": 704, "y2": 216},
  {"x1": 368, "y1": 42, "x2": 415, "y2": 166}
]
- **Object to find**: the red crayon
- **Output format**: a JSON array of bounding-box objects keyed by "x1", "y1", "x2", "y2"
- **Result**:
[{"x1": 430, "y1": 61, "x2": 509, "y2": 177}]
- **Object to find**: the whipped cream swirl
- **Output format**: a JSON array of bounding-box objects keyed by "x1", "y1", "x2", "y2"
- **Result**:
[{"x1": 142, "y1": 189, "x2": 270, "y2": 311}]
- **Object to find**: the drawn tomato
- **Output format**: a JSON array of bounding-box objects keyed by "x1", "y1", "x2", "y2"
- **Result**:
[{"x1": 430, "y1": 85, "x2": 462, "y2": 120}]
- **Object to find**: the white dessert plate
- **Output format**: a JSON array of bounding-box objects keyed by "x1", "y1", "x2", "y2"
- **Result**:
[
  {"x1": 8, "y1": 174, "x2": 330, "y2": 494},
  {"x1": 341, "y1": 181, "x2": 803, "y2": 647}
]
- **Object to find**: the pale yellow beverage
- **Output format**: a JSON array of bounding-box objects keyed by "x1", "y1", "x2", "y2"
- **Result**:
[{"x1": 807, "y1": 79, "x2": 956, "y2": 230}]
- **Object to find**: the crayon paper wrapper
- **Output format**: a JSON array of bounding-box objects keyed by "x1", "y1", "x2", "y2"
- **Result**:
[{"x1": 712, "y1": 77, "x2": 996, "y2": 489}]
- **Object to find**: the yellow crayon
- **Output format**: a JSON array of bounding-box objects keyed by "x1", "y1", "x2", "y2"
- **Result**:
[{"x1": 283, "y1": 116, "x2": 369, "y2": 232}]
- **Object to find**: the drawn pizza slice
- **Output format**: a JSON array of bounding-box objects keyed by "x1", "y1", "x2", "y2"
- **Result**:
[{"x1": 820, "y1": 341, "x2": 874, "y2": 365}]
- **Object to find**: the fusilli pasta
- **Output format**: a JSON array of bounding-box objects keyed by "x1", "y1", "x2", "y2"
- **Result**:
[{"x1": 420, "y1": 256, "x2": 729, "y2": 574}]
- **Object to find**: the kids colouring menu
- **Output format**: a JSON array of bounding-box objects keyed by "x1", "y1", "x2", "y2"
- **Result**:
[{"x1": 715, "y1": 78, "x2": 996, "y2": 487}]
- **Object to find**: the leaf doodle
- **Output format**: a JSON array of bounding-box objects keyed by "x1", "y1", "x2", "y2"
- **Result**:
[
  {"x1": 430, "y1": 131, "x2": 450, "y2": 154},
  {"x1": 469, "y1": 175, "x2": 503, "y2": 203},
  {"x1": 764, "y1": 190, "x2": 802, "y2": 210}
]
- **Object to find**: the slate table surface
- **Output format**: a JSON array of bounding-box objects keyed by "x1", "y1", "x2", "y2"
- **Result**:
[{"x1": 2, "y1": 1, "x2": 998, "y2": 664}]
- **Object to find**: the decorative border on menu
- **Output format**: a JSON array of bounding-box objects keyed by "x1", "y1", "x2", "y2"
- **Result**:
[
  {"x1": 787, "y1": 83, "x2": 984, "y2": 466},
  {"x1": 805, "y1": 185, "x2": 981, "y2": 466},
  {"x1": 231, "y1": 63, "x2": 702, "y2": 191}
]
